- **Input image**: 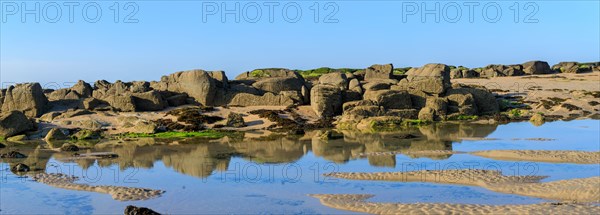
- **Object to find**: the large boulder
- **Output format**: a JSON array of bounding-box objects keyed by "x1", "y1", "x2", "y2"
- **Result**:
[
  {"x1": 226, "y1": 112, "x2": 245, "y2": 128},
  {"x1": 363, "y1": 90, "x2": 412, "y2": 110},
  {"x1": 252, "y1": 77, "x2": 305, "y2": 94},
  {"x1": 552, "y1": 62, "x2": 592, "y2": 74},
  {"x1": 423, "y1": 97, "x2": 448, "y2": 121},
  {"x1": 1, "y1": 83, "x2": 48, "y2": 117},
  {"x1": 132, "y1": 91, "x2": 167, "y2": 111},
  {"x1": 71, "y1": 80, "x2": 93, "y2": 97},
  {"x1": 226, "y1": 92, "x2": 300, "y2": 106},
  {"x1": 45, "y1": 128, "x2": 69, "y2": 141},
  {"x1": 522, "y1": 61, "x2": 552, "y2": 75},
  {"x1": 161, "y1": 70, "x2": 217, "y2": 106},
  {"x1": 0, "y1": 111, "x2": 34, "y2": 137},
  {"x1": 445, "y1": 91, "x2": 478, "y2": 115},
  {"x1": 446, "y1": 86, "x2": 498, "y2": 115},
  {"x1": 479, "y1": 64, "x2": 523, "y2": 77},
  {"x1": 365, "y1": 64, "x2": 393, "y2": 80},
  {"x1": 339, "y1": 105, "x2": 385, "y2": 122},
  {"x1": 311, "y1": 85, "x2": 343, "y2": 118},
  {"x1": 105, "y1": 94, "x2": 137, "y2": 112},
  {"x1": 318, "y1": 72, "x2": 348, "y2": 90},
  {"x1": 404, "y1": 64, "x2": 451, "y2": 95},
  {"x1": 363, "y1": 79, "x2": 398, "y2": 91}
]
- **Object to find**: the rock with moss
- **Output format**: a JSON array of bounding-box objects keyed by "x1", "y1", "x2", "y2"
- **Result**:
[
  {"x1": 6, "y1": 134, "x2": 28, "y2": 142},
  {"x1": 226, "y1": 112, "x2": 246, "y2": 128},
  {"x1": 73, "y1": 129, "x2": 102, "y2": 140},
  {"x1": 552, "y1": 62, "x2": 592, "y2": 74}
]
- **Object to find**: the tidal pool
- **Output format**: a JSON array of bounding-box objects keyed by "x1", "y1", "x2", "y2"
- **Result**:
[{"x1": 1, "y1": 120, "x2": 598, "y2": 214}]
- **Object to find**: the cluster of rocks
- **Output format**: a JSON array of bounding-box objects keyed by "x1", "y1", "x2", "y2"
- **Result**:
[
  {"x1": 448, "y1": 61, "x2": 599, "y2": 78},
  {"x1": 0, "y1": 60, "x2": 597, "y2": 139}
]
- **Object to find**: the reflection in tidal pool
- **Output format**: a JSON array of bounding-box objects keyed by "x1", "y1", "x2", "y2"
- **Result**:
[{"x1": 1, "y1": 120, "x2": 598, "y2": 214}]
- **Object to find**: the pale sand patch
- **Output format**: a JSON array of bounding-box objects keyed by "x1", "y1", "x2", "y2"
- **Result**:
[
  {"x1": 326, "y1": 170, "x2": 600, "y2": 202},
  {"x1": 310, "y1": 194, "x2": 600, "y2": 215},
  {"x1": 357, "y1": 150, "x2": 460, "y2": 157},
  {"x1": 31, "y1": 173, "x2": 164, "y2": 201},
  {"x1": 471, "y1": 150, "x2": 600, "y2": 164}
]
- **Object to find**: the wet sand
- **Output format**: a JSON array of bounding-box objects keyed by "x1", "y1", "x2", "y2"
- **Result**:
[
  {"x1": 471, "y1": 150, "x2": 600, "y2": 164},
  {"x1": 31, "y1": 173, "x2": 164, "y2": 201},
  {"x1": 310, "y1": 194, "x2": 600, "y2": 215},
  {"x1": 326, "y1": 169, "x2": 600, "y2": 202}
]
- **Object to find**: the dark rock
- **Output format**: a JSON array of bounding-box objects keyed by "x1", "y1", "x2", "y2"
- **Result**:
[
  {"x1": 45, "y1": 128, "x2": 69, "y2": 141},
  {"x1": 165, "y1": 94, "x2": 188, "y2": 107},
  {"x1": 0, "y1": 151, "x2": 27, "y2": 158},
  {"x1": 11, "y1": 163, "x2": 30, "y2": 172},
  {"x1": 60, "y1": 144, "x2": 80, "y2": 152},
  {"x1": 106, "y1": 94, "x2": 137, "y2": 112},
  {"x1": 132, "y1": 91, "x2": 167, "y2": 111},
  {"x1": 226, "y1": 112, "x2": 245, "y2": 128},
  {"x1": 522, "y1": 61, "x2": 552, "y2": 75},
  {"x1": 124, "y1": 205, "x2": 161, "y2": 215}
]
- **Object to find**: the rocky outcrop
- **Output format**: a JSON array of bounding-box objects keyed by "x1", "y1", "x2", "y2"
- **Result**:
[
  {"x1": 522, "y1": 61, "x2": 552, "y2": 75},
  {"x1": 208, "y1": 71, "x2": 229, "y2": 88},
  {"x1": 235, "y1": 68, "x2": 301, "y2": 80},
  {"x1": 446, "y1": 85, "x2": 498, "y2": 115},
  {"x1": 365, "y1": 64, "x2": 393, "y2": 80},
  {"x1": 311, "y1": 85, "x2": 343, "y2": 118},
  {"x1": 1, "y1": 83, "x2": 48, "y2": 117},
  {"x1": 161, "y1": 70, "x2": 217, "y2": 106},
  {"x1": 106, "y1": 95, "x2": 137, "y2": 112},
  {"x1": 403, "y1": 64, "x2": 451, "y2": 95},
  {"x1": 132, "y1": 91, "x2": 167, "y2": 111},
  {"x1": 252, "y1": 77, "x2": 305, "y2": 94},
  {"x1": 479, "y1": 64, "x2": 523, "y2": 78},
  {"x1": 226, "y1": 112, "x2": 245, "y2": 127},
  {"x1": 0, "y1": 111, "x2": 34, "y2": 137},
  {"x1": 319, "y1": 72, "x2": 348, "y2": 90},
  {"x1": 552, "y1": 62, "x2": 592, "y2": 74},
  {"x1": 363, "y1": 90, "x2": 412, "y2": 110}
]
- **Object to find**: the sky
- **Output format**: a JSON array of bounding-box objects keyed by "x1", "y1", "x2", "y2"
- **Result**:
[{"x1": 1, "y1": 0, "x2": 599, "y2": 88}]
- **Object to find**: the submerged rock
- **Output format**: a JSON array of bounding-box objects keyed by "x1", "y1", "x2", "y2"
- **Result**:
[
  {"x1": 0, "y1": 151, "x2": 27, "y2": 158},
  {"x1": 124, "y1": 205, "x2": 161, "y2": 215},
  {"x1": 11, "y1": 163, "x2": 30, "y2": 172}
]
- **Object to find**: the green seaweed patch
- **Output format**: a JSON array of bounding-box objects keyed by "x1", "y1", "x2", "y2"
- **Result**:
[
  {"x1": 120, "y1": 130, "x2": 228, "y2": 139},
  {"x1": 249, "y1": 69, "x2": 268, "y2": 78},
  {"x1": 296, "y1": 67, "x2": 360, "y2": 78},
  {"x1": 448, "y1": 115, "x2": 479, "y2": 121}
]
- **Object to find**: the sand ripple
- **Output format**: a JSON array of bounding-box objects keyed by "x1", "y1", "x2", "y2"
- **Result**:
[
  {"x1": 32, "y1": 173, "x2": 164, "y2": 201},
  {"x1": 471, "y1": 150, "x2": 600, "y2": 164},
  {"x1": 310, "y1": 194, "x2": 600, "y2": 215}
]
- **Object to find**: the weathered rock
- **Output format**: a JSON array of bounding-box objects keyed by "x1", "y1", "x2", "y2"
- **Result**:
[
  {"x1": 226, "y1": 92, "x2": 298, "y2": 106},
  {"x1": 311, "y1": 85, "x2": 343, "y2": 118},
  {"x1": 447, "y1": 86, "x2": 498, "y2": 115},
  {"x1": 342, "y1": 100, "x2": 377, "y2": 111},
  {"x1": 252, "y1": 77, "x2": 305, "y2": 94},
  {"x1": 348, "y1": 79, "x2": 362, "y2": 91},
  {"x1": 47, "y1": 89, "x2": 81, "y2": 101},
  {"x1": 363, "y1": 90, "x2": 412, "y2": 109},
  {"x1": 79, "y1": 98, "x2": 108, "y2": 110},
  {"x1": 161, "y1": 70, "x2": 217, "y2": 106},
  {"x1": 0, "y1": 111, "x2": 34, "y2": 137},
  {"x1": 340, "y1": 105, "x2": 385, "y2": 122},
  {"x1": 424, "y1": 97, "x2": 448, "y2": 120},
  {"x1": 133, "y1": 121, "x2": 157, "y2": 134},
  {"x1": 479, "y1": 64, "x2": 524, "y2": 77},
  {"x1": 106, "y1": 95, "x2": 137, "y2": 112},
  {"x1": 404, "y1": 64, "x2": 451, "y2": 95},
  {"x1": 71, "y1": 80, "x2": 93, "y2": 97},
  {"x1": 132, "y1": 91, "x2": 167, "y2": 111},
  {"x1": 129, "y1": 81, "x2": 151, "y2": 93},
  {"x1": 226, "y1": 112, "x2": 245, "y2": 128},
  {"x1": 45, "y1": 128, "x2": 69, "y2": 141},
  {"x1": 1, "y1": 83, "x2": 48, "y2": 117},
  {"x1": 208, "y1": 71, "x2": 229, "y2": 88},
  {"x1": 385, "y1": 109, "x2": 419, "y2": 119},
  {"x1": 445, "y1": 91, "x2": 478, "y2": 115},
  {"x1": 318, "y1": 72, "x2": 348, "y2": 90},
  {"x1": 522, "y1": 61, "x2": 552, "y2": 74},
  {"x1": 552, "y1": 62, "x2": 592, "y2": 74},
  {"x1": 365, "y1": 64, "x2": 393, "y2": 80},
  {"x1": 124, "y1": 205, "x2": 161, "y2": 215}
]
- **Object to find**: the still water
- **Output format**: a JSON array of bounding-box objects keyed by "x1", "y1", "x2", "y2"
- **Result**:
[{"x1": 1, "y1": 120, "x2": 598, "y2": 214}]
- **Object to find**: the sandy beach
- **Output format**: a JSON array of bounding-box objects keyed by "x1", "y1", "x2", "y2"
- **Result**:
[{"x1": 471, "y1": 150, "x2": 600, "y2": 164}]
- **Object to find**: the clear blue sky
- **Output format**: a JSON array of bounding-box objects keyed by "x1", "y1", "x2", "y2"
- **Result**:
[{"x1": 1, "y1": 0, "x2": 598, "y2": 86}]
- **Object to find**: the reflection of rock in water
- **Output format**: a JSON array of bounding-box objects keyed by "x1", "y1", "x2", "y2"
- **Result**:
[
  {"x1": 1, "y1": 144, "x2": 54, "y2": 174},
  {"x1": 418, "y1": 123, "x2": 498, "y2": 142},
  {"x1": 367, "y1": 155, "x2": 396, "y2": 167},
  {"x1": 223, "y1": 137, "x2": 306, "y2": 163}
]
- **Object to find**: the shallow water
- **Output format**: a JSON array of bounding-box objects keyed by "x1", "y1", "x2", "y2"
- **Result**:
[{"x1": 1, "y1": 120, "x2": 598, "y2": 214}]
